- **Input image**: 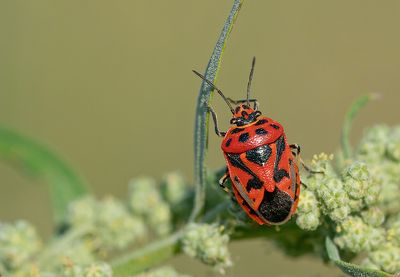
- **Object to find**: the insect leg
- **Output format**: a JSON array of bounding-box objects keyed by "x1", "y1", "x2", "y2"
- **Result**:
[
  {"x1": 207, "y1": 106, "x2": 226, "y2": 137},
  {"x1": 289, "y1": 143, "x2": 301, "y2": 155},
  {"x1": 219, "y1": 169, "x2": 230, "y2": 193},
  {"x1": 290, "y1": 144, "x2": 324, "y2": 174},
  {"x1": 226, "y1": 98, "x2": 259, "y2": 110}
]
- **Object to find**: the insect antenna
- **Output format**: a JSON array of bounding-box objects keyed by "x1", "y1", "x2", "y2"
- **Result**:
[
  {"x1": 246, "y1": 56, "x2": 256, "y2": 106},
  {"x1": 192, "y1": 70, "x2": 234, "y2": 114}
]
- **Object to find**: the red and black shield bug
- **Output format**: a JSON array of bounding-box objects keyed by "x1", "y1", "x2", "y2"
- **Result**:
[{"x1": 193, "y1": 57, "x2": 305, "y2": 225}]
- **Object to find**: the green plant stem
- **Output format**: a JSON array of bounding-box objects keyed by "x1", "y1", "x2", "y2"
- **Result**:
[
  {"x1": 190, "y1": 0, "x2": 243, "y2": 223},
  {"x1": 35, "y1": 224, "x2": 93, "y2": 269},
  {"x1": 111, "y1": 230, "x2": 183, "y2": 276},
  {"x1": 109, "y1": 201, "x2": 293, "y2": 276},
  {"x1": 341, "y1": 94, "x2": 379, "y2": 160},
  {"x1": 111, "y1": 197, "x2": 232, "y2": 275}
]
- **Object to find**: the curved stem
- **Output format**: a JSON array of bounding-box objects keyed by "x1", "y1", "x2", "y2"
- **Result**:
[{"x1": 341, "y1": 94, "x2": 379, "y2": 160}]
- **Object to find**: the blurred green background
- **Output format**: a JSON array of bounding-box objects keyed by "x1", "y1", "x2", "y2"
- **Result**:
[{"x1": 1, "y1": 1, "x2": 400, "y2": 276}]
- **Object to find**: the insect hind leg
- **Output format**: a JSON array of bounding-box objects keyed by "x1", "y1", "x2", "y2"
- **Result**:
[
  {"x1": 290, "y1": 144, "x2": 324, "y2": 175},
  {"x1": 219, "y1": 168, "x2": 231, "y2": 193}
]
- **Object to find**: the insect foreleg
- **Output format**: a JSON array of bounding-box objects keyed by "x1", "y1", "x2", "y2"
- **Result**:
[
  {"x1": 207, "y1": 106, "x2": 226, "y2": 137},
  {"x1": 219, "y1": 168, "x2": 230, "y2": 193}
]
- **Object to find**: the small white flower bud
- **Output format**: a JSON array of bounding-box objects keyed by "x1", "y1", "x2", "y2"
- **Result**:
[
  {"x1": 343, "y1": 178, "x2": 369, "y2": 200},
  {"x1": 148, "y1": 202, "x2": 172, "y2": 236},
  {"x1": 96, "y1": 197, "x2": 146, "y2": 250},
  {"x1": 361, "y1": 207, "x2": 385, "y2": 227},
  {"x1": 386, "y1": 126, "x2": 400, "y2": 161},
  {"x1": 83, "y1": 262, "x2": 113, "y2": 277},
  {"x1": 162, "y1": 172, "x2": 188, "y2": 205},
  {"x1": 0, "y1": 220, "x2": 42, "y2": 269},
  {"x1": 346, "y1": 162, "x2": 370, "y2": 182},
  {"x1": 296, "y1": 190, "x2": 318, "y2": 214},
  {"x1": 318, "y1": 178, "x2": 350, "y2": 211},
  {"x1": 310, "y1": 153, "x2": 335, "y2": 177},
  {"x1": 296, "y1": 211, "x2": 320, "y2": 231},
  {"x1": 347, "y1": 199, "x2": 364, "y2": 212},
  {"x1": 334, "y1": 216, "x2": 385, "y2": 253},
  {"x1": 128, "y1": 177, "x2": 172, "y2": 236},
  {"x1": 387, "y1": 220, "x2": 400, "y2": 247},
  {"x1": 182, "y1": 223, "x2": 232, "y2": 274},
  {"x1": 357, "y1": 125, "x2": 389, "y2": 159},
  {"x1": 129, "y1": 177, "x2": 162, "y2": 215},
  {"x1": 67, "y1": 196, "x2": 97, "y2": 227},
  {"x1": 329, "y1": 206, "x2": 350, "y2": 222},
  {"x1": 364, "y1": 178, "x2": 381, "y2": 206},
  {"x1": 368, "y1": 243, "x2": 400, "y2": 274},
  {"x1": 55, "y1": 240, "x2": 94, "y2": 268}
]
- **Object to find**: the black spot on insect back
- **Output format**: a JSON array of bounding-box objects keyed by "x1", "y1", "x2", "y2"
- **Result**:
[
  {"x1": 225, "y1": 138, "x2": 232, "y2": 147},
  {"x1": 239, "y1": 133, "x2": 250, "y2": 143},
  {"x1": 270, "y1": 124, "x2": 280, "y2": 129},
  {"x1": 255, "y1": 119, "x2": 268, "y2": 125},
  {"x1": 273, "y1": 136, "x2": 290, "y2": 183},
  {"x1": 226, "y1": 153, "x2": 264, "y2": 192},
  {"x1": 246, "y1": 145, "x2": 272, "y2": 166},
  {"x1": 255, "y1": 128, "x2": 268, "y2": 135},
  {"x1": 231, "y1": 128, "x2": 245, "y2": 134},
  {"x1": 246, "y1": 177, "x2": 263, "y2": 192}
]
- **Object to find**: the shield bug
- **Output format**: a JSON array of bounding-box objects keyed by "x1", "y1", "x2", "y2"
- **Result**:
[{"x1": 193, "y1": 57, "x2": 305, "y2": 225}]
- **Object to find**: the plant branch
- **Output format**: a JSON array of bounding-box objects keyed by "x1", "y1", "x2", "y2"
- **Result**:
[
  {"x1": 111, "y1": 231, "x2": 183, "y2": 277},
  {"x1": 190, "y1": 0, "x2": 244, "y2": 222}
]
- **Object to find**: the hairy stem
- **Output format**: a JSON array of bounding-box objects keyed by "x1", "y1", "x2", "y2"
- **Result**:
[{"x1": 190, "y1": 0, "x2": 244, "y2": 222}]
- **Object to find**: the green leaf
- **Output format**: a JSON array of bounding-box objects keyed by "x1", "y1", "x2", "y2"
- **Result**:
[
  {"x1": 325, "y1": 236, "x2": 341, "y2": 261},
  {"x1": 190, "y1": 0, "x2": 244, "y2": 222},
  {"x1": 0, "y1": 126, "x2": 88, "y2": 224},
  {"x1": 341, "y1": 94, "x2": 380, "y2": 160},
  {"x1": 325, "y1": 237, "x2": 391, "y2": 277}
]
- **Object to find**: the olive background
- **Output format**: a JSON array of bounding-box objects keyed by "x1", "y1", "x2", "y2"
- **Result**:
[{"x1": 1, "y1": 1, "x2": 400, "y2": 276}]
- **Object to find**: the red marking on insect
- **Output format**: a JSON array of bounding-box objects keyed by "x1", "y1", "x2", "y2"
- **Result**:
[{"x1": 193, "y1": 57, "x2": 301, "y2": 225}]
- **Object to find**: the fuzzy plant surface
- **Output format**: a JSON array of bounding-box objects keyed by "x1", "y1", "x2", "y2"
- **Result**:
[{"x1": 0, "y1": 1, "x2": 399, "y2": 277}]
